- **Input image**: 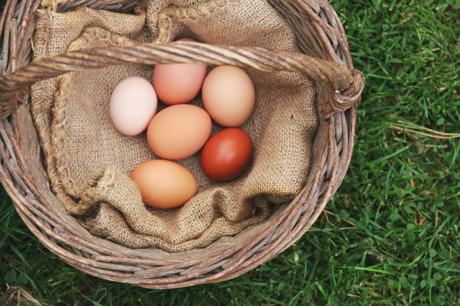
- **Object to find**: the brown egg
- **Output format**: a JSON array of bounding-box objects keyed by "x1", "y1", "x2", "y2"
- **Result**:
[
  {"x1": 130, "y1": 160, "x2": 197, "y2": 209},
  {"x1": 152, "y1": 38, "x2": 207, "y2": 105},
  {"x1": 200, "y1": 128, "x2": 253, "y2": 182},
  {"x1": 202, "y1": 66, "x2": 255, "y2": 127},
  {"x1": 147, "y1": 104, "x2": 212, "y2": 160}
]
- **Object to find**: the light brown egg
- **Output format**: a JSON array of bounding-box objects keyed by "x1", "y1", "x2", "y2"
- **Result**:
[
  {"x1": 202, "y1": 66, "x2": 255, "y2": 127},
  {"x1": 147, "y1": 104, "x2": 212, "y2": 160},
  {"x1": 130, "y1": 160, "x2": 197, "y2": 209}
]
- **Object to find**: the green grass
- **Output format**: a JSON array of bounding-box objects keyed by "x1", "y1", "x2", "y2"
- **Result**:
[{"x1": 1, "y1": 0, "x2": 459, "y2": 305}]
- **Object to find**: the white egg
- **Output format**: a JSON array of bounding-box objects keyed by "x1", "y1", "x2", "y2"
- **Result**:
[{"x1": 110, "y1": 77, "x2": 158, "y2": 136}]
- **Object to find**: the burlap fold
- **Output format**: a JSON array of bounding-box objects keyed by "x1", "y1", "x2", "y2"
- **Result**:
[{"x1": 31, "y1": 0, "x2": 318, "y2": 252}]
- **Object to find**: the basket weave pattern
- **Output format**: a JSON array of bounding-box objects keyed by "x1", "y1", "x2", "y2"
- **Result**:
[{"x1": 0, "y1": 0, "x2": 363, "y2": 288}]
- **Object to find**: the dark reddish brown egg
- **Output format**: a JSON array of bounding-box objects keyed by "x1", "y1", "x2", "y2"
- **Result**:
[{"x1": 200, "y1": 128, "x2": 253, "y2": 182}]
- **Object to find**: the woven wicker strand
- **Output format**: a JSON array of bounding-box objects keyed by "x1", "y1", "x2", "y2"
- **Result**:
[
  {"x1": 0, "y1": 0, "x2": 364, "y2": 288},
  {"x1": 0, "y1": 42, "x2": 363, "y2": 118}
]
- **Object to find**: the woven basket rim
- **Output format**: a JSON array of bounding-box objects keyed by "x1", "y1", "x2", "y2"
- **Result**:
[{"x1": 0, "y1": 0, "x2": 363, "y2": 289}]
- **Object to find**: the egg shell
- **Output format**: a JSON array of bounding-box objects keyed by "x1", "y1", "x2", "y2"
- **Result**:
[
  {"x1": 130, "y1": 160, "x2": 197, "y2": 209},
  {"x1": 152, "y1": 38, "x2": 207, "y2": 105},
  {"x1": 201, "y1": 128, "x2": 253, "y2": 182},
  {"x1": 110, "y1": 77, "x2": 158, "y2": 136},
  {"x1": 147, "y1": 104, "x2": 212, "y2": 160},
  {"x1": 202, "y1": 66, "x2": 255, "y2": 127}
]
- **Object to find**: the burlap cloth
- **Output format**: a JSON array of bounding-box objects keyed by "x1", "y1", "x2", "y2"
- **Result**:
[{"x1": 31, "y1": 0, "x2": 318, "y2": 252}]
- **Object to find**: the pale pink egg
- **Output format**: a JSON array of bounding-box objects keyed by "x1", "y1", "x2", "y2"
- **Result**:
[{"x1": 110, "y1": 77, "x2": 158, "y2": 136}]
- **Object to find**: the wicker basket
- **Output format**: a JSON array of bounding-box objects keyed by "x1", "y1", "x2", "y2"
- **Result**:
[{"x1": 0, "y1": 0, "x2": 363, "y2": 288}]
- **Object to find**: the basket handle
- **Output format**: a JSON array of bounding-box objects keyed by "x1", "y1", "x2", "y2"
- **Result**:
[{"x1": 0, "y1": 41, "x2": 364, "y2": 118}]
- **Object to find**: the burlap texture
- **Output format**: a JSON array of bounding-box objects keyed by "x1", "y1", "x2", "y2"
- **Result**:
[{"x1": 31, "y1": 0, "x2": 318, "y2": 252}]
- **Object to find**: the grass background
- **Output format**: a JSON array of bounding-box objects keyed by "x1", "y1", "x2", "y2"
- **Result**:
[{"x1": 1, "y1": 0, "x2": 459, "y2": 305}]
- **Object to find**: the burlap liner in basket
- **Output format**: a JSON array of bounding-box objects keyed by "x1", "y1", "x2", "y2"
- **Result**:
[{"x1": 31, "y1": 0, "x2": 318, "y2": 252}]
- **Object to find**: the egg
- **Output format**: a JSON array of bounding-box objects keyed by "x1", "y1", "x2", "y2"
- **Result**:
[
  {"x1": 130, "y1": 160, "x2": 197, "y2": 209},
  {"x1": 201, "y1": 128, "x2": 253, "y2": 182},
  {"x1": 110, "y1": 77, "x2": 158, "y2": 136},
  {"x1": 202, "y1": 66, "x2": 255, "y2": 127},
  {"x1": 152, "y1": 38, "x2": 207, "y2": 105},
  {"x1": 147, "y1": 104, "x2": 212, "y2": 160}
]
